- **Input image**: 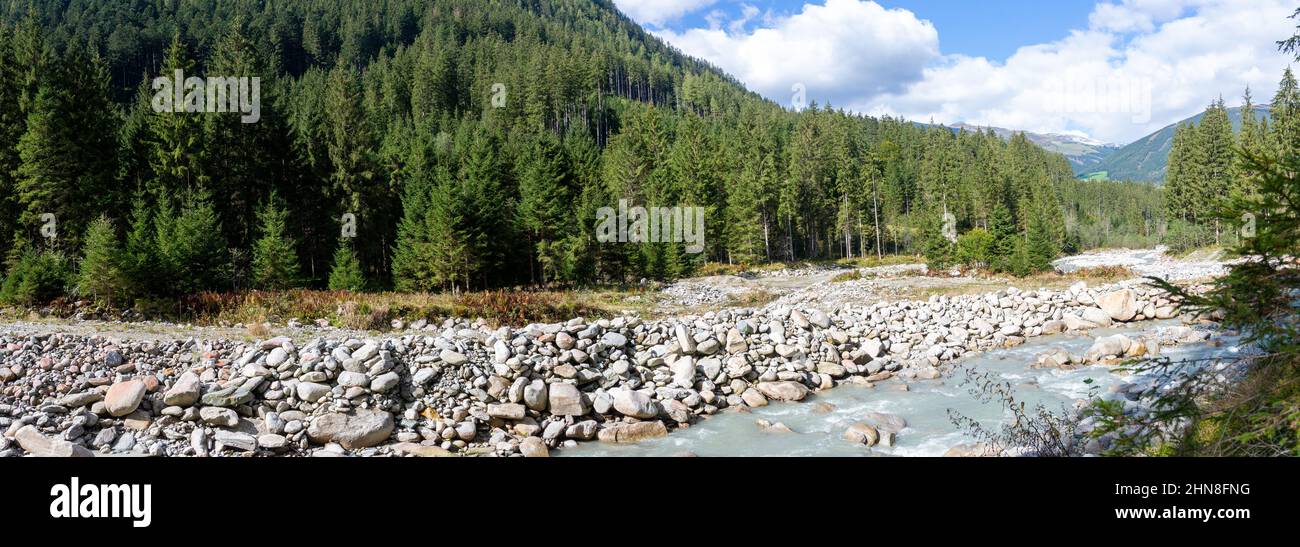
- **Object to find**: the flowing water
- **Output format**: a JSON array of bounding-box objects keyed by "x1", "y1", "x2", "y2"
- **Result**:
[{"x1": 562, "y1": 320, "x2": 1242, "y2": 457}]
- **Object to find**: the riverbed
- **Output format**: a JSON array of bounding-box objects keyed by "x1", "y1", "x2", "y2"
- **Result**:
[{"x1": 562, "y1": 320, "x2": 1241, "y2": 457}]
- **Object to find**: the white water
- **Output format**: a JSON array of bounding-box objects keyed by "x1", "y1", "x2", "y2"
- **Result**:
[{"x1": 561, "y1": 321, "x2": 1241, "y2": 457}]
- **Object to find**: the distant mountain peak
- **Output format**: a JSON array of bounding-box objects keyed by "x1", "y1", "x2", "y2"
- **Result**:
[{"x1": 949, "y1": 122, "x2": 1121, "y2": 169}]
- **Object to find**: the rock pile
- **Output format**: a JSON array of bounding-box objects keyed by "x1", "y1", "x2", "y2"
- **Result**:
[{"x1": 0, "y1": 280, "x2": 1190, "y2": 457}]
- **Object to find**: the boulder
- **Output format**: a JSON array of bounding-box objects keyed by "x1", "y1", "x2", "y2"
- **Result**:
[
  {"x1": 392, "y1": 442, "x2": 454, "y2": 457},
  {"x1": 1081, "y1": 307, "x2": 1114, "y2": 328},
  {"x1": 755, "y1": 381, "x2": 811, "y2": 402},
  {"x1": 843, "y1": 423, "x2": 880, "y2": 446},
  {"x1": 162, "y1": 371, "x2": 201, "y2": 407},
  {"x1": 1085, "y1": 334, "x2": 1133, "y2": 362},
  {"x1": 1097, "y1": 289, "x2": 1138, "y2": 322},
  {"x1": 487, "y1": 403, "x2": 527, "y2": 420},
  {"x1": 519, "y1": 436, "x2": 549, "y2": 457},
  {"x1": 306, "y1": 409, "x2": 394, "y2": 449},
  {"x1": 104, "y1": 380, "x2": 147, "y2": 417},
  {"x1": 199, "y1": 407, "x2": 239, "y2": 427},
  {"x1": 863, "y1": 412, "x2": 908, "y2": 434},
  {"x1": 547, "y1": 383, "x2": 590, "y2": 416},
  {"x1": 612, "y1": 390, "x2": 660, "y2": 419},
  {"x1": 15, "y1": 425, "x2": 93, "y2": 457},
  {"x1": 296, "y1": 382, "x2": 331, "y2": 403},
  {"x1": 597, "y1": 421, "x2": 668, "y2": 443}
]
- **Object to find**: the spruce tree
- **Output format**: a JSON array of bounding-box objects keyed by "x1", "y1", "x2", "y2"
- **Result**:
[
  {"x1": 391, "y1": 167, "x2": 435, "y2": 292},
  {"x1": 76, "y1": 216, "x2": 126, "y2": 305},
  {"x1": 148, "y1": 34, "x2": 207, "y2": 196},
  {"x1": 987, "y1": 201, "x2": 1017, "y2": 272},
  {"x1": 0, "y1": 26, "x2": 25, "y2": 262},
  {"x1": 14, "y1": 40, "x2": 117, "y2": 250},
  {"x1": 156, "y1": 190, "x2": 228, "y2": 294},
  {"x1": 457, "y1": 130, "x2": 511, "y2": 287},
  {"x1": 121, "y1": 196, "x2": 158, "y2": 297},
  {"x1": 250, "y1": 194, "x2": 300, "y2": 290},
  {"x1": 426, "y1": 168, "x2": 471, "y2": 291},
  {"x1": 1197, "y1": 99, "x2": 1235, "y2": 242},
  {"x1": 516, "y1": 134, "x2": 571, "y2": 284},
  {"x1": 1271, "y1": 68, "x2": 1300, "y2": 154},
  {"x1": 327, "y1": 239, "x2": 366, "y2": 292}
]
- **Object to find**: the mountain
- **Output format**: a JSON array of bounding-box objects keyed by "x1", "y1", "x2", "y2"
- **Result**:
[
  {"x1": 1079, "y1": 106, "x2": 1272, "y2": 183},
  {"x1": 951, "y1": 123, "x2": 1121, "y2": 170}
]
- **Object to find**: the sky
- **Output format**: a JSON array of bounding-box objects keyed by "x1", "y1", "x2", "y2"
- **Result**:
[{"x1": 612, "y1": 0, "x2": 1298, "y2": 144}]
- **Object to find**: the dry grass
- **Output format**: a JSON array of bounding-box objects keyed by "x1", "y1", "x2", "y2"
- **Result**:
[
  {"x1": 830, "y1": 270, "x2": 862, "y2": 283},
  {"x1": 116, "y1": 288, "x2": 650, "y2": 330},
  {"x1": 726, "y1": 289, "x2": 777, "y2": 308},
  {"x1": 1181, "y1": 355, "x2": 1300, "y2": 457},
  {"x1": 835, "y1": 255, "x2": 925, "y2": 268},
  {"x1": 695, "y1": 262, "x2": 750, "y2": 277}
]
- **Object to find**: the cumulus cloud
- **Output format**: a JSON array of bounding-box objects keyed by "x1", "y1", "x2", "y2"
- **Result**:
[
  {"x1": 613, "y1": 0, "x2": 719, "y2": 27},
  {"x1": 653, "y1": 0, "x2": 940, "y2": 107},
  {"x1": 872, "y1": 0, "x2": 1296, "y2": 143},
  {"x1": 650, "y1": 0, "x2": 1297, "y2": 144}
]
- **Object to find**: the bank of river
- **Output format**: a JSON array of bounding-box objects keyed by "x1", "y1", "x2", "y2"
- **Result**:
[{"x1": 562, "y1": 320, "x2": 1241, "y2": 457}]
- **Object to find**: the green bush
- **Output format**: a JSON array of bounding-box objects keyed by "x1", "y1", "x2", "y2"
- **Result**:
[
  {"x1": 1164, "y1": 219, "x2": 1213, "y2": 254},
  {"x1": 0, "y1": 250, "x2": 72, "y2": 305},
  {"x1": 955, "y1": 228, "x2": 994, "y2": 269}
]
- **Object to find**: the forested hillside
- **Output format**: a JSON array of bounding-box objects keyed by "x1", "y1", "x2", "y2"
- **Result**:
[
  {"x1": 1083, "y1": 105, "x2": 1272, "y2": 183},
  {"x1": 1162, "y1": 75, "x2": 1300, "y2": 251},
  {"x1": 0, "y1": 0, "x2": 1147, "y2": 306}
]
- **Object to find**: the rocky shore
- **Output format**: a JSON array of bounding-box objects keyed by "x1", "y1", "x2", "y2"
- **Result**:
[{"x1": 0, "y1": 278, "x2": 1201, "y2": 458}]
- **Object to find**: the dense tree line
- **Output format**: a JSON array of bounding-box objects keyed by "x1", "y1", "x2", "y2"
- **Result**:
[
  {"x1": 0, "y1": 0, "x2": 1133, "y2": 306},
  {"x1": 1164, "y1": 69, "x2": 1297, "y2": 252}
]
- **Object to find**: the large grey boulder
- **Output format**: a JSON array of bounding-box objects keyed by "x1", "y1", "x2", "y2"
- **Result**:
[
  {"x1": 612, "y1": 389, "x2": 660, "y2": 419},
  {"x1": 306, "y1": 409, "x2": 394, "y2": 449},
  {"x1": 1097, "y1": 289, "x2": 1138, "y2": 322}
]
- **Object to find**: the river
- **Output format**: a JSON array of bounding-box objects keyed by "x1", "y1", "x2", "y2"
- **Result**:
[{"x1": 561, "y1": 319, "x2": 1242, "y2": 457}]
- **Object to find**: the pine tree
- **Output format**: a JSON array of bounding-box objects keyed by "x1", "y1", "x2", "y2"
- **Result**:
[
  {"x1": 1271, "y1": 68, "x2": 1300, "y2": 154},
  {"x1": 326, "y1": 64, "x2": 376, "y2": 213},
  {"x1": 251, "y1": 194, "x2": 300, "y2": 290},
  {"x1": 148, "y1": 34, "x2": 207, "y2": 196},
  {"x1": 921, "y1": 207, "x2": 955, "y2": 270},
  {"x1": 987, "y1": 201, "x2": 1017, "y2": 272},
  {"x1": 1197, "y1": 98, "x2": 1235, "y2": 242},
  {"x1": 457, "y1": 129, "x2": 512, "y2": 288},
  {"x1": 1025, "y1": 193, "x2": 1060, "y2": 273},
  {"x1": 156, "y1": 190, "x2": 228, "y2": 294},
  {"x1": 1165, "y1": 122, "x2": 1196, "y2": 222},
  {"x1": 1234, "y1": 88, "x2": 1267, "y2": 199},
  {"x1": 0, "y1": 25, "x2": 27, "y2": 262},
  {"x1": 121, "y1": 196, "x2": 158, "y2": 297},
  {"x1": 14, "y1": 40, "x2": 117, "y2": 250},
  {"x1": 391, "y1": 165, "x2": 436, "y2": 292},
  {"x1": 327, "y1": 239, "x2": 366, "y2": 292},
  {"x1": 76, "y1": 216, "x2": 126, "y2": 305},
  {"x1": 516, "y1": 134, "x2": 571, "y2": 284},
  {"x1": 426, "y1": 166, "x2": 470, "y2": 291}
]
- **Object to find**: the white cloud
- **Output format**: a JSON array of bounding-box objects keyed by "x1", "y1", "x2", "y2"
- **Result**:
[
  {"x1": 871, "y1": 0, "x2": 1295, "y2": 143},
  {"x1": 613, "y1": 0, "x2": 719, "y2": 27},
  {"x1": 654, "y1": 0, "x2": 940, "y2": 106},
  {"x1": 1089, "y1": 0, "x2": 1200, "y2": 33},
  {"x1": 649, "y1": 0, "x2": 1297, "y2": 144}
]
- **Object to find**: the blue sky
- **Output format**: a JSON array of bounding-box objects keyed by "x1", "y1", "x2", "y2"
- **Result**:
[{"x1": 613, "y1": 0, "x2": 1294, "y2": 144}]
